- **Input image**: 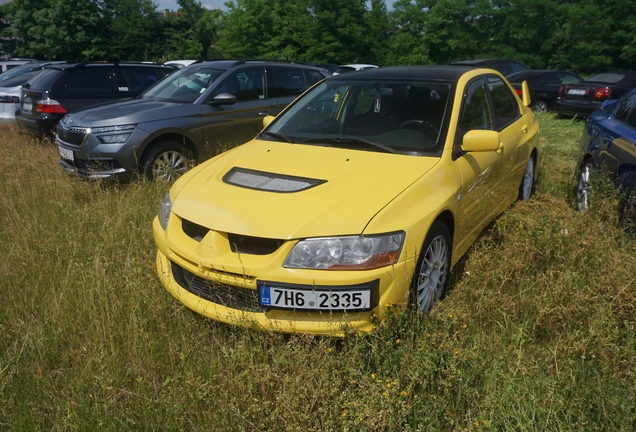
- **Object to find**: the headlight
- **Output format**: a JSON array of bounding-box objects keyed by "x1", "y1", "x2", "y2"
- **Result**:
[
  {"x1": 158, "y1": 193, "x2": 172, "y2": 230},
  {"x1": 88, "y1": 124, "x2": 137, "y2": 134},
  {"x1": 283, "y1": 232, "x2": 404, "y2": 270},
  {"x1": 97, "y1": 133, "x2": 132, "y2": 144}
]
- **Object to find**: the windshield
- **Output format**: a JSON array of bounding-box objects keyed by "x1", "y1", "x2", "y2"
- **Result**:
[
  {"x1": 140, "y1": 66, "x2": 225, "y2": 103},
  {"x1": 0, "y1": 62, "x2": 40, "y2": 82},
  {"x1": 262, "y1": 79, "x2": 452, "y2": 155}
]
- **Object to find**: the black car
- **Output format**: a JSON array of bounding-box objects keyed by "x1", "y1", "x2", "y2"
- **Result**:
[
  {"x1": 16, "y1": 62, "x2": 175, "y2": 136},
  {"x1": 451, "y1": 58, "x2": 529, "y2": 77},
  {"x1": 556, "y1": 71, "x2": 636, "y2": 118},
  {"x1": 55, "y1": 59, "x2": 331, "y2": 182},
  {"x1": 575, "y1": 87, "x2": 636, "y2": 231},
  {"x1": 506, "y1": 69, "x2": 583, "y2": 112}
]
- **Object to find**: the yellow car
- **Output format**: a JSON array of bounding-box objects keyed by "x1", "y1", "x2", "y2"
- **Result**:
[{"x1": 153, "y1": 66, "x2": 539, "y2": 335}]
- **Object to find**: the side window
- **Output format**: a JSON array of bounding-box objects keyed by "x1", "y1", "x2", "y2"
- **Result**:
[
  {"x1": 487, "y1": 76, "x2": 520, "y2": 129},
  {"x1": 615, "y1": 92, "x2": 636, "y2": 126},
  {"x1": 67, "y1": 70, "x2": 112, "y2": 92},
  {"x1": 305, "y1": 70, "x2": 324, "y2": 86},
  {"x1": 461, "y1": 79, "x2": 492, "y2": 133},
  {"x1": 121, "y1": 68, "x2": 160, "y2": 92},
  {"x1": 542, "y1": 73, "x2": 561, "y2": 86},
  {"x1": 272, "y1": 68, "x2": 308, "y2": 97},
  {"x1": 560, "y1": 73, "x2": 581, "y2": 85},
  {"x1": 216, "y1": 68, "x2": 265, "y2": 102}
]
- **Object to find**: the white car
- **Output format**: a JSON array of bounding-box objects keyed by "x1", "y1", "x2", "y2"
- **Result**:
[
  {"x1": 0, "y1": 58, "x2": 37, "y2": 73},
  {"x1": 0, "y1": 71, "x2": 39, "y2": 120},
  {"x1": 332, "y1": 64, "x2": 379, "y2": 75}
]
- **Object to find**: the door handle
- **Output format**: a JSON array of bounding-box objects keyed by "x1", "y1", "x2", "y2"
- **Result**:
[{"x1": 521, "y1": 124, "x2": 528, "y2": 133}]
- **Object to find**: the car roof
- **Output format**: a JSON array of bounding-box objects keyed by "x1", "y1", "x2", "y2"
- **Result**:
[
  {"x1": 187, "y1": 59, "x2": 328, "y2": 71},
  {"x1": 329, "y1": 65, "x2": 479, "y2": 83},
  {"x1": 584, "y1": 71, "x2": 636, "y2": 86},
  {"x1": 43, "y1": 62, "x2": 174, "y2": 71}
]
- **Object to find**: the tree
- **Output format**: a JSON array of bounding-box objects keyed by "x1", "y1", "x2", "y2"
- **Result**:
[{"x1": 161, "y1": 0, "x2": 223, "y2": 60}]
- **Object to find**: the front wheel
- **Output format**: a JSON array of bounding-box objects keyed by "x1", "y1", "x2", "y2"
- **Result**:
[
  {"x1": 142, "y1": 141, "x2": 193, "y2": 182},
  {"x1": 518, "y1": 155, "x2": 535, "y2": 200},
  {"x1": 576, "y1": 161, "x2": 594, "y2": 211},
  {"x1": 412, "y1": 221, "x2": 451, "y2": 313}
]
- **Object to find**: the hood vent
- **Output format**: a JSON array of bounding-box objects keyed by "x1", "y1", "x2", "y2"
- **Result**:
[{"x1": 223, "y1": 167, "x2": 326, "y2": 193}]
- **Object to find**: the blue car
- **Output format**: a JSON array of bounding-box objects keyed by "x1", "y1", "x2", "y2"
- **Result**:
[{"x1": 576, "y1": 87, "x2": 636, "y2": 231}]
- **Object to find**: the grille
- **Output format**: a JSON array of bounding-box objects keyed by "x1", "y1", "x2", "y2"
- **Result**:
[
  {"x1": 57, "y1": 126, "x2": 86, "y2": 145},
  {"x1": 171, "y1": 261, "x2": 264, "y2": 313},
  {"x1": 182, "y1": 219, "x2": 209, "y2": 242},
  {"x1": 223, "y1": 167, "x2": 326, "y2": 193},
  {"x1": 229, "y1": 233, "x2": 283, "y2": 255}
]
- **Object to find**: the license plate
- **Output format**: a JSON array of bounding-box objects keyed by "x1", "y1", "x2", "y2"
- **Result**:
[
  {"x1": 58, "y1": 145, "x2": 74, "y2": 161},
  {"x1": 22, "y1": 102, "x2": 32, "y2": 112},
  {"x1": 259, "y1": 284, "x2": 371, "y2": 311},
  {"x1": 567, "y1": 88, "x2": 587, "y2": 95}
]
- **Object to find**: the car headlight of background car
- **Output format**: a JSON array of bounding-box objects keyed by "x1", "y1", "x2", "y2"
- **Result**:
[
  {"x1": 88, "y1": 124, "x2": 136, "y2": 144},
  {"x1": 283, "y1": 232, "x2": 404, "y2": 270},
  {"x1": 158, "y1": 192, "x2": 172, "y2": 230}
]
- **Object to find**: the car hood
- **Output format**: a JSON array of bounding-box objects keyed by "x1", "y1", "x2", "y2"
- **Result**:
[
  {"x1": 171, "y1": 139, "x2": 440, "y2": 239},
  {"x1": 61, "y1": 98, "x2": 195, "y2": 127}
]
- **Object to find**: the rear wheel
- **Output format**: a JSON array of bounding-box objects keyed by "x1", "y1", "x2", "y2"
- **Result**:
[
  {"x1": 412, "y1": 221, "x2": 451, "y2": 313},
  {"x1": 518, "y1": 155, "x2": 535, "y2": 200},
  {"x1": 532, "y1": 100, "x2": 548, "y2": 113},
  {"x1": 142, "y1": 141, "x2": 192, "y2": 182}
]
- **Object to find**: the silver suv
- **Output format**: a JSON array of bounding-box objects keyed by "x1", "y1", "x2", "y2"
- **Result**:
[{"x1": 56, "y1": 59, "x2": 331, "y2": 181}]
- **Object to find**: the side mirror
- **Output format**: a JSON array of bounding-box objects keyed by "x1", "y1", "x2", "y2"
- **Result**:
[
  {"x1": 521, "y1": 80, "x2": 531, "y2": 107},
  {"x1": 462, "y1": 129, "x2": 501, "y2": 152},
  {"x1": 601, "y1": 99, "x2": 617, "y2": 109},
  {"x1": 210, "y1": 92, "x2": 237, "y2": 105},
  {"x1": 262, "y1": 115, "x2": 276, "y2": 128}
]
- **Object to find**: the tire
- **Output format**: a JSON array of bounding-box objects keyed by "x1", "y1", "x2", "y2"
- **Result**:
[
  {"x1": 142, "y1": 141, "x2": 192, "y2": 182},
  {"x1": 576, "y1": 160, "x2": 594, "y2": 211},
  {"x1": 412, "y1": 221, "x2": 451, "y2": 313},
  {"x1": 518, "y1": 155, "x2": 535, "y2": 200},
  {"x1": 618, "y1": 172, "x2": 636, "y2": 235},
  {"x1": 532, "y1": 100, "x2": 548, "y2": 113}
]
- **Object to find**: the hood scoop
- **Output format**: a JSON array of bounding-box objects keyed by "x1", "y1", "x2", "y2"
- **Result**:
[{"x1": 223, "y1": 167, "x2": 326, "y2": 193}]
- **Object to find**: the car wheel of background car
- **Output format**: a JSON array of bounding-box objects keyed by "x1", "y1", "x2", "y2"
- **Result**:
[
  {"x1": 576, "y1": 160, "x2": 594, "y2": 211},
  {"x1": 532, "y1": 100, "x2": 548, "y2": 113},
  {"x1": 518, "y1": 155, "x2": 535, "y2": 200},
  {"x1": 412, "y1": 220, "x2": 451, "y2": 313},
  {"x1": 618, "y1": 172, "x2": 636, "y2": 235},
  {"x1": 142, "y1": 141, "x2": 192, "y2": 182}
]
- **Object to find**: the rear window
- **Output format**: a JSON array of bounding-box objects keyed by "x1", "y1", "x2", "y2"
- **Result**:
[
  {"x1": 23, "y1": 68, "x2": 64, "y2": 89},
  {"x1": 587, "y1": 73, "x2": 627, "y2": 84}
]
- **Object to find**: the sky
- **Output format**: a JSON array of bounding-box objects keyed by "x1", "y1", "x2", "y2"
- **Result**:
[{"x1": 154, "y1": 0, "x2": 396, "y2": 12}]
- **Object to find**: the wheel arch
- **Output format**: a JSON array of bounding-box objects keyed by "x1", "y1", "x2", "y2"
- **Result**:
[{"x1": 138, "y1": 133, "x2": 199, "y2": 172}]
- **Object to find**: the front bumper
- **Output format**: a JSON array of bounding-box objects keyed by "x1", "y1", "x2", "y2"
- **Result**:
[
  {"x1": 56, "y1": 128, "x2": 147, "y2": 182},
  {"x1": 153, "y1": 217, "x2": 416, "y2": 336}
]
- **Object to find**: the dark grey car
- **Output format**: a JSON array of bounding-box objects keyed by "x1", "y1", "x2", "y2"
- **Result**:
[{"x1": 56, "y1": 60, "x2": 331, "y2": 181}]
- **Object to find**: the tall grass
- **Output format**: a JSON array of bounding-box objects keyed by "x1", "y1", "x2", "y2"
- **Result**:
[{"x1": 1, "y1": 115, "x2": 635, "y2": 431}]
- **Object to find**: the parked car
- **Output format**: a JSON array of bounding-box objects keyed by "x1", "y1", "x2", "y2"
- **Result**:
[
  {"x1": 0, "y1": 60, "x2": 66, "y2": 83},
  {"x1": 575, "y1": 87, "x2": 636, "y2": 231},
  {"x1": 16, "y1": 62, "x2": 175, "y2": 136},
  {"x1": 0, "y1": 71, "x2": 42, "y2": 120},
  {"x1": 451, "y1": 58, "x2": 529, "y2": 76},
  {"x1": 506, "y1": 69, "x2": 583, "y2": 112},
  {"x1": 55, "y1": 59, "x2": 331, "y2": 182},
  {"x1": 556, "y1": 71, "x2": 636, "y2": 118},
  {"x1": 333, "y1": 64, "x2": 378, "y2": 75},
  {"x1": 0, "y1": 58, "x2": 37, "y2": 73},
  {"x1": 152, "y1": 65, "x2": 540, "y2": 335}
]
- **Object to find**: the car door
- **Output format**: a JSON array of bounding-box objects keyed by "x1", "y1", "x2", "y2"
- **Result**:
[
  {"x1": 454, "y1": 78, "x2": 503, "y2": 246},
  {"x1": 269, "y1": 67, "x2": 313, "y2": 115},
  {"x1": 57, "y1": 68, "x2": 114, "y2": 112},
  {"x1": 201, "y1": 67, "x2": 274, "y2": 156},
  {"x1": 599, "y1": 91, "x2": 636, "y2": 176}
]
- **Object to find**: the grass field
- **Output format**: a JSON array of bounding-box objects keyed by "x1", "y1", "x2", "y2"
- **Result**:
[{"x1": 1, "y1": 115, "x2": 635, "y2": 431}]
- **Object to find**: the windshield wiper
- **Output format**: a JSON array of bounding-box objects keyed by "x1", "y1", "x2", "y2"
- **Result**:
[
  {"x1": 302, "y1": 136, "x2": 396, "y2": 153},
  {"x1": 261, "y1": 131, "x2": 296, "y2": 143}
]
